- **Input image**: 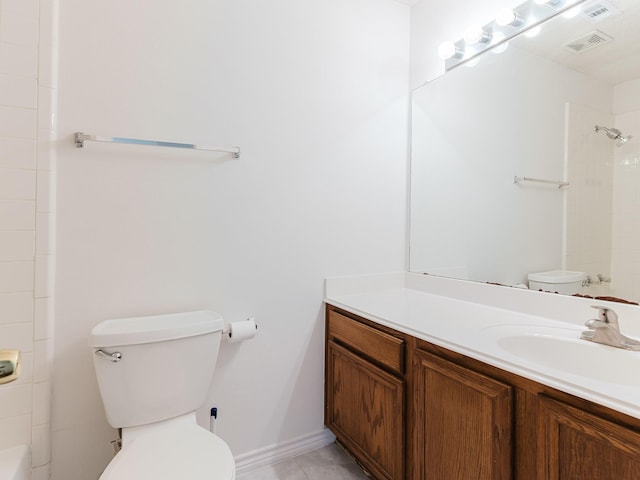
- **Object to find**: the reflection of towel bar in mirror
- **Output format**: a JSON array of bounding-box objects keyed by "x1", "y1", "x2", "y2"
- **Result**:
[
  {"x1": 74, "y1": 132, "x2": 240, "y2": 159},
  {"x1": 513, "y1": 176, "x2": 569, "y2": 189}
]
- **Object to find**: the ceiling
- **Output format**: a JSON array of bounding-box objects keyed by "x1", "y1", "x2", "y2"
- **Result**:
[{"x1": 515, "y1": 0, "x2": 640, "y2": 85}]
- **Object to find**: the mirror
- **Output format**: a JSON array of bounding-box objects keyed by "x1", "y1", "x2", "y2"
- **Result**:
[{"x1": 410, "y1": 0, "x2": 640, "y2": 303}]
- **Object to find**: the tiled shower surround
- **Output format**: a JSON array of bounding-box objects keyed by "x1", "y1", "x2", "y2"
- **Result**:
[
  {"x1": 0, "y1": 0, "x2": 58, "y2": 478},
  {"x1": 565, "y1": 84, "x2": 640, "y2": 302}
]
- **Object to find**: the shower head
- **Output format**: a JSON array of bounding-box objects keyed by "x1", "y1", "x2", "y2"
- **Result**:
[{"x1": 595, "y1": 125, "x2": 632, "y2": 146}]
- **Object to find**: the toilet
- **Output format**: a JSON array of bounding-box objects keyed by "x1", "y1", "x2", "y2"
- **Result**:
[
  {"x1": 527, "y1": 270, "x2": 586, "y2": 295},
  {"x1": 89, "y1": 310, "x2": 235, "y2": 479}
]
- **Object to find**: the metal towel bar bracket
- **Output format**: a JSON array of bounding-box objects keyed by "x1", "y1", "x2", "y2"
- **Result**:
[{"x1": 74, "y1": 132, "x2": 240, "y2": 159}]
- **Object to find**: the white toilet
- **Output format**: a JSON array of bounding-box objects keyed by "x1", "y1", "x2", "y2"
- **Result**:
[
  {"x1": 527, "y1": 270, "x2": 586, "y2": 295},
  {"x1": 89, "y1": 310, "x2": 235, "y2": 479}
]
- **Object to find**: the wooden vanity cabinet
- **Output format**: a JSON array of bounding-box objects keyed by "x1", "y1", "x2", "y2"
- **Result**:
[
  {"x1": 412, "y1": 349, "x2": 513, "y2": 479},
  {"x1": 325, "y1": 308, "x2": 406, "y2": 479},
  {"x1": 539, "y1": 396, "x2": 640, "y2": 479},
  {"x1": 325, "y1": 305, "x2": 640, "y2": 480}
]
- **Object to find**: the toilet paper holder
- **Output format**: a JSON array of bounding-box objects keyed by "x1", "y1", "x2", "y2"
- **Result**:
[
  {"x1": 223, "y1": 317, "x2": 258, "y2": 343},
  {"x1": 0, "y1": 349, "x2": 21, "y2": 385}
]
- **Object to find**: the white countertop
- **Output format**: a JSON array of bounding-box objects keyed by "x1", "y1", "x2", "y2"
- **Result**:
[{"x1": 325, "y1": 272, "x2": 640, "y2": 420}]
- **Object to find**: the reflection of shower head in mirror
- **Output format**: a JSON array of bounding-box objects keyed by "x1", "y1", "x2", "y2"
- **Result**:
[{"x1": 595, "y1": 125, "x2": 632, "y2": 146}]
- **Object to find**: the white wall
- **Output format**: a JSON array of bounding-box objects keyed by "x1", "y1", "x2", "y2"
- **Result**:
[
  {"x1": 52, "y1": 0, "x2": 409, "y2": 479},
  {"x1": 0, "y1": 0, "x2": 57, "y2": 479}
]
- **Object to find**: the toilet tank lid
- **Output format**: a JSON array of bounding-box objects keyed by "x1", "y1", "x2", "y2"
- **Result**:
[
  {"x1": 527, "y1": 270, "x2": 586, "y2": 284},
  {"x1": 89, "y1": 310, "x2": 224, "y2": 347}
]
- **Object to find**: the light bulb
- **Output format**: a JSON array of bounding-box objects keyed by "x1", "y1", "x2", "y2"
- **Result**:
[
  {"x1": 464, "y1": 26, "x2": 492, "y2": 45},
  {"x1": 534, "y1": 0, "x2": 563, "y2": 5},
  {"x1": 524, "y1": 25, "x2": 542, "y2": 38},
  {"x1": 438, "y1": 41, "x2": 463, "y2": 60},
  {"x1": 491, "y1": 32, "x2": 509, "y2": 54},
  {"x1": 562, "y1": 5, "x2": 582, "y2": 18},
  {"x1": 465, "y1": 58, "x2": 480, "y2": 68},
  {"x1": 496, "y1": 9, "x2": 523, "y2": 27}
]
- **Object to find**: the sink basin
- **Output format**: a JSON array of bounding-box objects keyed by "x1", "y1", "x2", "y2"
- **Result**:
[{"x1": 484, "y1": 325, "x2": 640, "y2": 386}]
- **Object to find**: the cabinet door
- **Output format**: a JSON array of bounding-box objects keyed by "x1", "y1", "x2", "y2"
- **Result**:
[
  {"x1": 539, "y1": 396, "x2": 640, "y2": 479},
  {"x1": 413, "y1": 350, "x2": 513, "y2": 480},
  {"x1": 326, "y1": 340, "x2": 404, "y2": 480}
]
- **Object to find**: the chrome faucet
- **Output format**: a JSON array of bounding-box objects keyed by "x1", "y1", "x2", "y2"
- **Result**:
[{"x1": 581, "y1": 306, "x2": 640, "y2": 351}]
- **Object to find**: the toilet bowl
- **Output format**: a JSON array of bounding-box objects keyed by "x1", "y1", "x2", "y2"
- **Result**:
[
  {"x1": 89, "y1": 311, "x2": 235, "y2": 479},
  {"x1": 100, "y1": 413, "x2": 234, "y2": 480}
]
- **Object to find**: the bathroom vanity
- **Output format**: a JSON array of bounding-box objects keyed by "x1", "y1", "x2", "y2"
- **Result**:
[{"x1": 324, "y1": 273, "x2": 640, "y2": 479}]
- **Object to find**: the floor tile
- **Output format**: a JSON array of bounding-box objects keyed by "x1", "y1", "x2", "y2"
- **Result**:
[
  {"x1": 293, "y1": 443, "x2": 355, "y2": 470},
  {"x1": 302, "y1": 462, "x2": 368, "y2": 480},
  {"x1": 237, "y1": 443, "x2": 367, "y2": 480},
  {"x1": 237, "y1": 458, "x2": 308, "y2": 480}
]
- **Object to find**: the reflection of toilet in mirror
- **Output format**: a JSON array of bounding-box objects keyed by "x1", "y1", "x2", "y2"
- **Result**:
[
  {"x1": 89, "y1": 311, "x2": 236, "y2": 479},
  {"x1": 528, "y1": 270, "x2": 586, "y2": 295}
]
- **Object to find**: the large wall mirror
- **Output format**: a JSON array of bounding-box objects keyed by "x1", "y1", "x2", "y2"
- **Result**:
[{"x1": 410, "y1": 0, "x2": 640, "y2": 303}]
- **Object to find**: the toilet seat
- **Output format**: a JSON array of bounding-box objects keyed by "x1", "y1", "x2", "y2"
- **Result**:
[{"x1": 100, "y1": 423, "x2": 235, "y2": 480}]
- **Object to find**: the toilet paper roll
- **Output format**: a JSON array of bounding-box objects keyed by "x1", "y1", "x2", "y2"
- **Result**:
[{"x1": 227, "y1": 318, "x2": 257, "y2": 343}]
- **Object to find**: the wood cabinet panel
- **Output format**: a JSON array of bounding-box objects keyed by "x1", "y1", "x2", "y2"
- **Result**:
[
  {"x1": 325, "y1": 305, "x2": 640, "y2": 480},
  {"x1": 539, "y1": 396, "x2": 640, "y2": 480},
  {"x1": 514, "y1": 389, "x2": 539, "y2": 480},
  {"x1": 326, "y1": 340, "x2": 404, "y2": 479},
  {"x1": 413, "y1": 349, "x2": 513, "y2": 480},
  {"x1": 328, "y1": 310, "x2": 405, "y2": 374}
]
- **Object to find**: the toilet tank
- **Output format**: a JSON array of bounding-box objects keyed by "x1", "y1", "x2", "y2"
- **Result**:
[
  {"x1": 89, "y1": 311, "x2": 224, "y2": 428},
  {"x1": 527, "y1": 270, "x2": 586, "y2": 295}
]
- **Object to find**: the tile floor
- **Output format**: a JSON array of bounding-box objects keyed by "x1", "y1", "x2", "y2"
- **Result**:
[{"x1": 236, "y1": 443, "x2": 368, "y2": 480}]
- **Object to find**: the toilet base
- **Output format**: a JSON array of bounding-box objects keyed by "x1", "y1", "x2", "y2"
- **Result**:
[{"x1": 101, "y1": 412, "x2": 235, "y2": 480}]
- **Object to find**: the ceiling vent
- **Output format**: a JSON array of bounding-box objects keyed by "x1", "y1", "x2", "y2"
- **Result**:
[
  {"x1": 562, "y1": 30, "x2": 613, "y2": 54},
  {"x1": 581, "y1": 0, "x2": 622, "y2": 23}
]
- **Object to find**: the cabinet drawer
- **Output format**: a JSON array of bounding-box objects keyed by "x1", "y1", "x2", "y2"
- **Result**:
[{"x1": 328, "y1": 310, "x2": 405, "y2": 374}]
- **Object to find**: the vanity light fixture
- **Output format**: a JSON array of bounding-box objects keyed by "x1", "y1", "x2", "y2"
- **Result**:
[
  {"x1": 464, "y1": 26, "x2": 493, "y2": 45},
  {"x1": 524, "y1": 25, "x2": 542, "y2": 37},
  {"x1": 438, "y1": 41, "x2": 464, "y2": 60},
  {"x1": 438, "y1": 0, "x2": 588, "y2": 72},
  {"x1": 491, "y1": 32, "x2": 509, "y2": 54},
  {"x1": 534, "y1": 0, "x2": 564, "y2": 6},
  {"x1": 562, "y1": 5, "x2": 583, "y2": 18},
  {"x1": 496, "y1": 9, "x2": 524, "y2": 27},
  {"x1": 465, "y1": 58, "x2": 481, "y2": 68}
]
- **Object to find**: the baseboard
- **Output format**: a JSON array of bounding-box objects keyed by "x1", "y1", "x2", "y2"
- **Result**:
[{"x1": 234, "y1": 428, "x2": 336, "y2": 475}]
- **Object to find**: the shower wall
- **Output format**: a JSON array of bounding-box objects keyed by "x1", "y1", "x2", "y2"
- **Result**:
[
  {"x1": 565, "y1": 77, "x2": 640, "y2": 302},
  {"x1": 611, "y1": 78, "x2": 640, "y2": 301},
  {"x1": 0, "y1": 0, "x2": 57, "y2": 479},
  {"x1": 565, "y1": 102, "x2": 614, "y2": 296}
]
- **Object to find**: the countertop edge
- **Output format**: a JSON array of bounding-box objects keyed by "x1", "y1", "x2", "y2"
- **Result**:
[{"x1": 325, "y1": 288, "x2": 640, "y2": 421}]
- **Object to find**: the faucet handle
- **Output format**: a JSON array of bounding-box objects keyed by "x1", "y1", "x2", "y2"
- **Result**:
[
  {"x1": 590, "y1": 305, "x2": 619, "y2": 326},
  {"x1": 585, "y1": 318, "x2": 604, "y2": 329}
]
